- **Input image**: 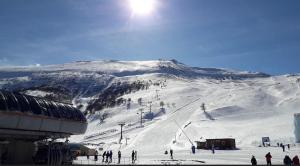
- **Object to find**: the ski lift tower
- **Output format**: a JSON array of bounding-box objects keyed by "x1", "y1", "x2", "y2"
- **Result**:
[
  {"x1": 148, "y1": 101, "x2": 152, "y2": 113},
  {"x1": 137, "y1": 108, "x2": 145, "y2": 127},
  {"x1": 118, "y1": 122, "x2": 126, "y2": 141}
]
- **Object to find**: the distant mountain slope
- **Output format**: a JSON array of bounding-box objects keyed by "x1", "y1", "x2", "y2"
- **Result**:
[
  {"x1": 0, "y1": 59, "x2": 269, "y2": 79},
  {"x1": 0, "y1": 59, "x2": 269, "y2": 107}
]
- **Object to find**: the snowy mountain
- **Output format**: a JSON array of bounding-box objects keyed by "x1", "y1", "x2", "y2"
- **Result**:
[
  {"x1": 1, "y1": 59, "x2": 299, "y2": 164},
  {"x1": 0, "y1": 60, "x2": 269, "y2": 110}
]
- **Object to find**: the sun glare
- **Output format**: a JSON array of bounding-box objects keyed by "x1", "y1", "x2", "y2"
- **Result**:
[{"x1": 129, "y1": 0, "x2": 156, "y2": 16}]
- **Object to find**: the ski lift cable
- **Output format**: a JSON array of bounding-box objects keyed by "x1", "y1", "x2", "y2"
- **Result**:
[
  {"x1": 174, "y1": 120, "x2": 194, "y2": 146},
  {"x1": 170, "y1": 97, "x2": 202, "y2": 116}
]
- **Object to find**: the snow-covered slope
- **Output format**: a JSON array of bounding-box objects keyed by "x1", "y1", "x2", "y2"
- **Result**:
[
  {"x1": 1, "y1": 60, "x2": 299, "y2": 164},
  {"x1": 74, "y1": 74, "x2": 300, "y2": 164}
]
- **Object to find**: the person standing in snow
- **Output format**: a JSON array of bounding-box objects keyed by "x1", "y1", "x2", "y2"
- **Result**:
[
  {"x1": 265, "y1": 152, "x2": 272, "y2": 166},
  {"x1": 134, "y1": 150, "x2": 137, "y2": 162},
  {"x1": 280, "y1": 143, "x2": 285, "y2": 152},
  {"x1": 170, "y1": 149, "x2": 173, "y2": 159},
  {"x1": 94, "y1": 150, "x2": 98, "y2": 161},
  {"x1": 105, "y1": 151, "x2": 109, "y2": 163},
  {"x1": 293, "y1": 155, "x2": 300, "y2": 165},
  {"x1": 102, "y1": 151, "x2": 106, "y2": 162},
  {"x1": 287, "y1": 144, "x2": 290, "y2": 150},
  {"x1": 118, "y1": 151, "x2": 121, "y2": 164},
  {"x1": 211, "y1": 144, "x2": 215, "y2": 154},
  {"x1": 131, "y1": 150, "x2": 135, "y2": 164},
  {"x1": 251, "y1": 155, "x2": 257, "y2": 165},
  {"x1": 109, "y1": 150, "x2": 113, "y2": 163},
  {"x1": 191, "y1": 145, "x2": 196, "y2": 154},
  {"x1": 283, "y1": 155, "x2": 292, "y2": 166}
]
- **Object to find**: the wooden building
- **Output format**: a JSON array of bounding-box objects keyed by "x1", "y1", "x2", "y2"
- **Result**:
[{"x1": 195, "y1": 138, "x2": 236, "y2": 150}]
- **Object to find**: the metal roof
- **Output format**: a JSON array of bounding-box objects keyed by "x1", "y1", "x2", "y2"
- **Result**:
[{"x1": 0, "y1": 90, "x2": 86, "y2": 122}]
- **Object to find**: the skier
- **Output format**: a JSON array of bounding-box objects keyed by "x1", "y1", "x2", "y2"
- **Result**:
[
  {"x1": 265, "y1": 152, "x2": 272, "y2": 166},
  {"x1": 287, "y1": 144, "x2": 290, "y2": 150},
  {"x1": 102, "y1": 151, "x2": 106, "y2": 162},
  {"x1": 131, "y1": 150, "x2": 135, "y2": 164},
  {"x1": 170, "y1": 149, "x2": 173, "y2": 159},
  {"x1": 282, "y1": 145, "x2": 285, "y2": 152},
  {"x1": 283, "y1": 155, "x2": 292, "y2": 166},
  {"x1": 118, "y1": 151, "x2": 121, "y2": 164},
  {"x1": 292, "y1": 155, "x2": 300, "y2": 165},
  {"x1": 191, "y1": 145, "x2": 196, "y2": 154},
  {"x1": 251, "y1": 155, "x2": 257, "y2": 165}
]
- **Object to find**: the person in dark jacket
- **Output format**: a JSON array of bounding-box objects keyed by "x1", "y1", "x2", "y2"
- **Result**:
[
  {"x1": 131, "y1": 150, "x2": 135, "y2": 164},
  {"x1": 170, "y1": 149, "x2": 173, "y2": 159},
  {"x1": 265, "y1": 152, "x2": 272, "y2": 166},
  {"x1": 109, "y1": 150, "x2": 113, "y2": 163},
  {"x1": 191, "y1": 145, "x2": 196, "y2": 154},
  {"x1": 94, "y1": 151, "x2": 98, "y2": 161},
  {"x1": 292, "y1": 155, "x2": 300, "y2": 166},
  {"x1": 102, "y1": 151, "x2": 106, "y2": 162},
  {"x1": 283, "y1": 155, "x2": 292, "y2": 166},
  {"x1": 251, "y1": 155, "x2": 257, "y2": 165},
  {"x1": 105, "y1": 151, "x2": 109, "y2": 163},
  {"x1": 118, "y1": 151, "x2": 121, "y2": 164},
  {"x1": 282, "y1": 145, "x2": 286, "y2": 152}
]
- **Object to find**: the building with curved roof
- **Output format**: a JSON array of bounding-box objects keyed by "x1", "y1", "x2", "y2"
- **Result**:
[{"x1": 0, "y1": 90, "x2": 87, "y2": 140}]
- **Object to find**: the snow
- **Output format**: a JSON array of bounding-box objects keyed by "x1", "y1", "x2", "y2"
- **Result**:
[
  {"x1": 70, "y1": 74, "x2": 300, "y2": 165},
  {"x1": 0, "y1": 60, "x2": 299, "y2": 164},
  {"x1": 74, "y1": 146, "x2": 300, "y2": 165},
  {"x1": 25, "y1": 90, "x2": 54, "y2": 97}
]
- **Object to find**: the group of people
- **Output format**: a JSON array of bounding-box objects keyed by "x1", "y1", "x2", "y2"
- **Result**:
[
  {"x1": 277, "y1": 143, "x2": 291, "y2": 152},
  {"x1": 102, "y1": 150, "x2": 113, "y2": 163},
  {"x1": 86, "y1": 149, "x2": 137, "y2": 164},
  {"x1": 251, "y1": 152, "x2": 299, "y2": 166}
]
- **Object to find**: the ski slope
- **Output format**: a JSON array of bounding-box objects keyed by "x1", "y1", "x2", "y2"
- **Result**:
[
  {"x1": 70, "y1": 73, "x2": 300, "y2": 164},
  {"x1": 0, "y1": 60, "x2": 299, "y2": 164}
]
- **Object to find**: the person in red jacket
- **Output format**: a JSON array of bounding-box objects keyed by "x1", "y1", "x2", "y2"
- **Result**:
[
  {"x1": 293, "y1": 155, "x2": 300, "y2": 166},
  {"x1": 265, "y1": 152, "x2": 272, "y2": 166}
]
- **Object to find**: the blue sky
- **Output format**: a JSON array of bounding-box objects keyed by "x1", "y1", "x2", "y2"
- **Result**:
[{"x1": 0, "y1": 0, "x2": 299, "y2": 75}]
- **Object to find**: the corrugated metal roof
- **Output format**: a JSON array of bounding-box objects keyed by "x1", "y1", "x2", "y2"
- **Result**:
[{"x1": 0, "y1": 90, "x2": 86, "y2": 122}]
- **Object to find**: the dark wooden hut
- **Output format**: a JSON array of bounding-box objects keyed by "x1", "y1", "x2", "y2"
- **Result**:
[{"x1": 195, "y1": 138, "x2": 236, "y2": 150}]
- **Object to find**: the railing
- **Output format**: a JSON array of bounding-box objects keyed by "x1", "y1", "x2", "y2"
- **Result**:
[{"x1": 73, "y1": 156, "x2": 138, "y2": 165}]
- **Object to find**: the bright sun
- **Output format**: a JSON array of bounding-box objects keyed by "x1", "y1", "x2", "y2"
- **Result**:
[{"x1": 129, "y1": 0, "x2": 156, "y2": 16}]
